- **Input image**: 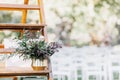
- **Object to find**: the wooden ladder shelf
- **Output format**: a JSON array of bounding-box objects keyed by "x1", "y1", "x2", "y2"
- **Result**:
[
  {"x1": 0, "y1": 0, "x2": 52, "y2": 80},
  {"x1": 0, "y1": 0, "x2": 47, "y2": 40},
  {"x1": 0, "y1": 4, "x2": 41, "y2": 10},
  {"x1": 0, "y1": 24, "x2": 46, "y2": 30}
]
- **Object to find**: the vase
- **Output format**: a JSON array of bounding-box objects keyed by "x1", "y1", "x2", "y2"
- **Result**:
[{"x1": 31, "y1": 59, "x2": 46, "y2": 71}]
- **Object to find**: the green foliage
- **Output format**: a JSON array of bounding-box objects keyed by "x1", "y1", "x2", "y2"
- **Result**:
[
  {"x1": 46, "y1": 0, "x2": 120, "y2": 46},
  {"x1": 15, "y1": 31, "x2": 62, "y2": 60},
  {"x1": 95, "y1": 0, "x2": 120, "y2": 16},
  {"x1": 0, "y1": 11, "x2": 12, "y2": 23}
]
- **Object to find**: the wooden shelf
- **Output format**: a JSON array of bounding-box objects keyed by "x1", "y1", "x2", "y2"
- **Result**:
[
  {"x1": 0, "y1": 48, "x2": 15, "y2": 54},
  {"x1": 0, "y1": 4, "x2": 41, "y2": 10},
  {"x1": 0, "y1": 24, "x2": 46, "y2": 30},
  {"x1": 0, "y1": 0, "x2": 51, "y2": 80},
  {"x1": 0, "y1": 67, "x2": 49, "y2": 76}
]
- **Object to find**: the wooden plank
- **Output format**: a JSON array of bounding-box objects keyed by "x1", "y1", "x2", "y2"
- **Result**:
[
  {"x1": 0, "y1": 4, "x2": 40, "y2": 10},
  {"x1": 21, "y1": 0, "x2": 29, "y2": 23},
  {"x1": 38, "y1": 0, "x2": 48, "y2": 41},
  {"x1": 0, "y1": 48, "x2": 15, "y2": 54},
  {"x1": 0, "y1": 67, "x2": 49, "y2": 76},
  {"x1": 21, "y1": 0, "x2": 29, "y2": 37},
  {"x1": 38, "y1": 0, "x2": 45, "y2": 24},
  {"x1": 0, "y1": 44, "x2": 4, "y2": 48},
  {"x1": 0, "y1": 24, "x2": 46, "y2": 30}
]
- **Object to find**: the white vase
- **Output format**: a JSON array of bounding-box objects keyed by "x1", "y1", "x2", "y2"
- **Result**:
[{"x1": 31, "y1": 59, "x2": 46, "y2": 71}]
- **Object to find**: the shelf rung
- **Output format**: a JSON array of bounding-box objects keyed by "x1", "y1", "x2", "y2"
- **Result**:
[
  {"x1": 0, "y1": 48, "x2": 15, "y2": 54},
  {"x1": 0, "y1": 24, "x2": 46, "y2": 30},
  {"x1": 0, "y1": 4, "x2": 41, "y2": 10}
]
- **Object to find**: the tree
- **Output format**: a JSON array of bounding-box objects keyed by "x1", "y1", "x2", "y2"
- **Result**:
[
  {"x1": 46, "y1": 0, "x2": 120, "y2": 46},
  {"x1": 0, "y1": 11, "x2": 12, "y2": 23}
]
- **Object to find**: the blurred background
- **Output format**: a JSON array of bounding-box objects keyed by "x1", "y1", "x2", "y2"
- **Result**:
[{"x1": 0, "y1": 0, "x2": 120, "y2": 80}]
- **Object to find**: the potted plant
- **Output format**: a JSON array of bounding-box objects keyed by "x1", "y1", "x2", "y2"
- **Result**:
[{"x1": 15, "y1": 30, "x2": 62, "y2": 70}]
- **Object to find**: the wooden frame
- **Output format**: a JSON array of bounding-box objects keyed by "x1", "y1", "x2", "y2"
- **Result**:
[
  {"x1": 0, "y1": 0, "x2": 52, "y2": 80},
  {"x1": 0, "y1": 67, "x2": 50, "y2": 80}
]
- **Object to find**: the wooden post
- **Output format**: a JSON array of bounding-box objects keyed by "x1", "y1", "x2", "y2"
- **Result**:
[
  {"x1": 13, "y1": 77, "x2": 18, "y2": 80},
  {"x1": 38, "y1": 0, "x2": 48, "y2": 41},
  {"x1": 37, "y1": 0, "x2": 45, "y2": 24},
  {"x1": 21, "y1": 0, "x2": 29, "y2": 23},
  {"x1": 20, "y1": 0, "x2": 29, "y2": 37}
]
